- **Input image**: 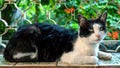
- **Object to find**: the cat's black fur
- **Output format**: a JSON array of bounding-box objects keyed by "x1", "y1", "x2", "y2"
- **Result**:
[
  {"x1": 4, "y1": 12, "x2": 107, "y2": 62},
  {"x1": 4, "y1": 23, "x2": 77, "y2": 62}
]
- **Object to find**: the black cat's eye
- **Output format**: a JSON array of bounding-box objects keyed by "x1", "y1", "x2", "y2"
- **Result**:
[{"x1": 89, "y1": 27, "x2": 94, "y2": 32}]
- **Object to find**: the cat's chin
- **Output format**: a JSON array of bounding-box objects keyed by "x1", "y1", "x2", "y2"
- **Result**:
[
  {"x1": 95, "y1": 39, "x2": 101, "y2": 41},
  {"x1": 92, "y1": 39, "x2": 101, "y2": 43},
  {"x1": 95, "y1": 37, "x2": 103, "y2": 42}
]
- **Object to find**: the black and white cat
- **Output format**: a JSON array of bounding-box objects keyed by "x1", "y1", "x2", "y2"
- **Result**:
[{"x1": 4, "y1": 11, "x2": 112, "y2": 65}]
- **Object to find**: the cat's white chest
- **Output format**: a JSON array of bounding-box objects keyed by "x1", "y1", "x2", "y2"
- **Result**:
[
  {"x1": 74, "y1": 36, "x2": 98, "y2": 56},
  {"x1": 60, "y1": 36, "x2": 99, "y2": 64},
  {"x1": 74, "y1": 39, "x2": 93, "y2": 55}
]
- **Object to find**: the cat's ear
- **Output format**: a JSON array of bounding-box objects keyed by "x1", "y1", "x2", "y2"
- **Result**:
[
  {"x1": 99, "y1": 11, "x2": 107, "y2": 23},
  {"x1": 78, "y1": 14, "x2": 88, "y2": 27}
]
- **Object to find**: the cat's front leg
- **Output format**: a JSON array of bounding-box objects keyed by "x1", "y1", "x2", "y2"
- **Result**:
[
  {"x1": 98, "y1": 51, "x2": 112, "y2": 60},
  {"x1": 73, "y1": 56, "x2": 99, "y2": 65},
  {"x1": 60, "y1": 55, "x2": 98, "y2": 65}
]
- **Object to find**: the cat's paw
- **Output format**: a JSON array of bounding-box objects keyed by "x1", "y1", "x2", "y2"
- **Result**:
[
  {"x1": 98, "y1": 51, "x2": 112, "y2": 60},
  {"x1": 76, "y1": 56, "x2": 99, "y2": 65},
  {"x1": 89, "y1": 56, "x2": 99, "y2": 65}
]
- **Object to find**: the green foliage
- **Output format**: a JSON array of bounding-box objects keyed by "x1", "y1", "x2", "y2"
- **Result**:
[
  {"x1": 3, "y1": 29, "x2": 16, "y2": 40},
  {"x1": 0, "y1": 21, "x2": 5, "y2": 34},
  {"x1": 0, "y1": 0, "x2": 4, "y2": 8},
  {"x1": 0, "y1": 0, "x2": 120, "y2": 40}
]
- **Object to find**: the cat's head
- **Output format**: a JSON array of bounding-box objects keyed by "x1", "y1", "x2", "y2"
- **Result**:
[{"x1": 78, "y1": 12, "x2": 107, "y2": 43}]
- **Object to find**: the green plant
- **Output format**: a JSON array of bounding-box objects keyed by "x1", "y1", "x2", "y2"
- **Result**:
[{"x1": 0, "y1": 0, "x2": 120, "y2": 40}]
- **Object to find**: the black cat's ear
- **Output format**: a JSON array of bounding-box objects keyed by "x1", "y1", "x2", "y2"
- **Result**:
[
  {"x1": 78, "y1": 14, "x2": 87, "y2": 27},
  {"x1": 99, "y1": 11, "x2": 107, "y2": 23}
]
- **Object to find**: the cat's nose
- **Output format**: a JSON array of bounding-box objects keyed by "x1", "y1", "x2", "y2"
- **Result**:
[{"x1": 96, "y1": 34, "x2": 101, "y2": 38}]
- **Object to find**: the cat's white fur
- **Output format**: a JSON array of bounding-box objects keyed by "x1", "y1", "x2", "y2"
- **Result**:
[
  {"x1": 13, "y1": 52, "x2": 37, "y2": 59},
  {"x1": 13, "y1": 44, "x2": 38, "y2": 59},
  {"x1": 60, "y1": 24, "x2": 112, "y2": 65}
]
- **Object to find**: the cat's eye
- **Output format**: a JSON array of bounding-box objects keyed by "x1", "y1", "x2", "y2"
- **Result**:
[{"x1": 89, "y1": 28, "x2": 94, "y2": 32}]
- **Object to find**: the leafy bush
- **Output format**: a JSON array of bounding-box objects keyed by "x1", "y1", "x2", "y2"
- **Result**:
[{"x1": 0, "y1": 0, "x2": 120, "y2": 40}]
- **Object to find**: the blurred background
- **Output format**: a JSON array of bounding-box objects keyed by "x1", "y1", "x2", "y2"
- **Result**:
[{"x1": 0, "y1": 0, "x2": 120, "y2": 40}]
